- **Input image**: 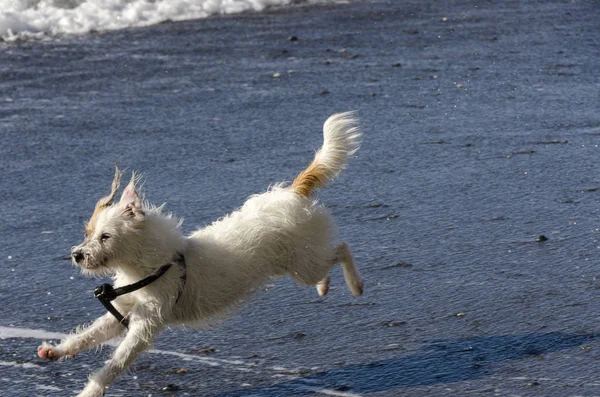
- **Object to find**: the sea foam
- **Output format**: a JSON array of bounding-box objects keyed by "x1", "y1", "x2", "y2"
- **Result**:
[{"x1": 0, "y1": 0, "x2": 337, "y2": 41}]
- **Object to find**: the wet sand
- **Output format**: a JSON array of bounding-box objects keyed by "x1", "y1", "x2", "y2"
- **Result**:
[{"x1": 1, "y1": 0, "x2": 600, "y2": 395}]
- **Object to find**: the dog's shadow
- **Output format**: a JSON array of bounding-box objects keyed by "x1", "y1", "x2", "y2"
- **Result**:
[{"x1": 216, "y1": 332, "x2": 595, "y2": 396}]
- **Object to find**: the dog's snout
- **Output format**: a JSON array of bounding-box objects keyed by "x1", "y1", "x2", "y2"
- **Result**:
[{"x1": 72, "y1": 249, "x2": 85, "y2": 263}]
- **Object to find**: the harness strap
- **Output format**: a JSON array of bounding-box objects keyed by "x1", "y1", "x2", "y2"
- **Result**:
[{"x1": 94, "y1": 253, "x2": 187, "y2": 328}]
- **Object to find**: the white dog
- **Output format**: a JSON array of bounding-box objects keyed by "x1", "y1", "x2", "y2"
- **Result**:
[{"x1": 38, "y1": 112, "x2": 364, "y2": 397}]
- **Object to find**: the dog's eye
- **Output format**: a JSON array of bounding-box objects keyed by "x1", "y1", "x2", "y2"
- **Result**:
[{"x1": 100, "y1": 233, "x2": 111, "y2": 242}]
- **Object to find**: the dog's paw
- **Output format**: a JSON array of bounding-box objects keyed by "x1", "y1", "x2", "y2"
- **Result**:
[
  {"x1": 77, "y1": 379, "x2": 106, "y2": 397},
  {"x1": 77, "y1": 389, "x2": 105, "y2": 397},
  {"x1": 37, "y1": 342, "x2": 65, "y2": 361},
  {"x1": 350, "y1": 279, "x2": 363, "y2": 297},
  {"x1": 316, "y1": 276, "x2": 330, "y2": 297}
]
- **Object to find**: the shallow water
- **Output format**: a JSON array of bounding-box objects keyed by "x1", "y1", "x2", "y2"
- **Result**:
[
  {"x1": 0, "y1": 0, "x2": 340, "y2": 40},
  {"x1": 1, "y1": 0, "x2": 600, "y2": 396}
]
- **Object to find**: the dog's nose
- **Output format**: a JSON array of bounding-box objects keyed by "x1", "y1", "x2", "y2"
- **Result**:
[{"x1": 72, "y1": 249, "x2": 85, "y2": 263}]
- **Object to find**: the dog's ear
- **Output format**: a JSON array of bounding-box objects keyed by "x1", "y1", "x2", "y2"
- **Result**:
[
  {"x1": 86, "y1": 166, "x2": 123, "y2": 236},
  {"x1": 95, "y1": 166, "x2": 123, "y2": 210},
  {"x1": 119, "y1": 173, "x2": 144, "y2": 219}
]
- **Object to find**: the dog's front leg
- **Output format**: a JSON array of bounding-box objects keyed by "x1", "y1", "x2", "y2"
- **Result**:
[
  {"x1": 38, "y1": 312, "x2": 126, "y2": 361},
  {"x1": 78, "y1": 305, "x2": 164, "y2": 397}
]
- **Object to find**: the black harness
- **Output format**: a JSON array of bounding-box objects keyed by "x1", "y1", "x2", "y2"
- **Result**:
[{"x1": 93, "y1": 253, "x2": 187, "y2": 328}]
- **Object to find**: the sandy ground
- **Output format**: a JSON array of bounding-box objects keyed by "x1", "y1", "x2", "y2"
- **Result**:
[{"x1": 1, "y1": 0, "x2": 600, "y2": 395}]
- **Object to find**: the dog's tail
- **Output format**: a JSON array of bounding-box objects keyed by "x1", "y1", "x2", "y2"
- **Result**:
[{"x1": 291, "y1": 112, "x2": 361, "y2": 198}]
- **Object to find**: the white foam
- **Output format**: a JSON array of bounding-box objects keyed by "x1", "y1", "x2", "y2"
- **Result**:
[
  {"x1": 314, "y1": 389, "x2": 363, "y2": 397},
  {"x1": 0, "y1": 325, "x2": 361, "y2": 396},
  {"x1": 0, "y1": 360, "x2": 42, "y2": 369},
  {"x1": 36, "y1": 384, "x2": 63, "y2": 391},
  {"x1": 0, "y1": 325, "x2": 258, "y2": 370},
  {"x1": 0, "y1": 0, "x2": 340, "y2": 41},
  {"x1": 296, "y1": 385, "x2": 363, "y2": 397},
  {"x1": 147, "y1": 347, "x2": 251, "y2": 368},
  {"x1": 0, "y1": 325, "x2": 67, "y2": 340}
]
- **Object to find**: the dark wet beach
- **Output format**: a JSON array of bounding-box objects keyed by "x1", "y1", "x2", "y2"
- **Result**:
[{"x1": 1, "y1": 0, "x2": 600, "y2": 395}]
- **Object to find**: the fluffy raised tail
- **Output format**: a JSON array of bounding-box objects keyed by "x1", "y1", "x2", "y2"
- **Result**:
[{"x1": 291, "y1": 112, "x2": 361, "y2": 197}]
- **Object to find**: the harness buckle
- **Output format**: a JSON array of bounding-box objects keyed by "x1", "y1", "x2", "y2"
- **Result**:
[
  {"x1": 94, "y1": 283, "x2": 118, "y2": 301},
  {"x1": 92, "y1": 253, "x2": 187, "y2": 329}
]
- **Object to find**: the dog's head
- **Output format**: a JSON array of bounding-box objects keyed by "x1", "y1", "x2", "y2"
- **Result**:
[{"x1": 71, "y1": 167, "x2": 146, "y2": 275}]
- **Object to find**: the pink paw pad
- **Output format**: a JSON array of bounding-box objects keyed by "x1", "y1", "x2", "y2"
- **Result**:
[{"x1": 38, "y1": 345, "x2": 61, "y2": 361}]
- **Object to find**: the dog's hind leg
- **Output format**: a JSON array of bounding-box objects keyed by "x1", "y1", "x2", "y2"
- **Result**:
[
  {"x1": 315, "y1": 243, "x2": 363, "y2": 297},
  {"x1": 316, "y1": 275, "x2": 331, "y2": 296},
  {"x1": 335, "y1": 242, "x2": 363, "y2": 296}
]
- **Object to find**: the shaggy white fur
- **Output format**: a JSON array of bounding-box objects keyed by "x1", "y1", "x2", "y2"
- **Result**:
[{"x1": 37, "y1": 111, "x2": 363, "y2": 397}]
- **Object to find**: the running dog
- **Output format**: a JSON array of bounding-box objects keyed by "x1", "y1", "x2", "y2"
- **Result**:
[{"x1": 38, "y1": 112, "x2": 364, "y2": 397}]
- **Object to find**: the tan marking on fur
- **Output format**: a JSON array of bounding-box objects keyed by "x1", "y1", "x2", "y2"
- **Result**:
[
  {"x1": 86, "y1": 166, "x2": 123, "y2": 236},
  {"x1": 85, "y1": 209, "x2": 103, "y2": 237},
  {"x1": 291, "y1": 160, "x2": 328, "y2": 198}
]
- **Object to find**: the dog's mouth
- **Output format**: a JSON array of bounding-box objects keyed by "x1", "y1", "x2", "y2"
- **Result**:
[{"x1": 74, "y1": 256, "x2": 108, "y2": 272}]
